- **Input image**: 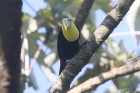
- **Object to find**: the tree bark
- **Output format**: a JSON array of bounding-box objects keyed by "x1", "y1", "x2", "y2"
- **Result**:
[
  {"x1": 0, "y1": 0, "x2": 22, "y2": 93},
  {"x1": 74, "y1": 0, "x2": 95, "y2": 31},
  {"x1": 68, "y1": 53, "x2": 140, "y2": 93},
  {"x1": 49, "y1": 0, "x2": 135, "y2": 93}
]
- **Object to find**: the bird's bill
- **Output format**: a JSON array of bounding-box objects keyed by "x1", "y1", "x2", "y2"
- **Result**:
[{"x1": 61, "y1": 18, "x2": 71, "y2": 31}]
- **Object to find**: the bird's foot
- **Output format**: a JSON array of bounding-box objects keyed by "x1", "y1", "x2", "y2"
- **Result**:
[{"x1": 66, "y1": 59, "x2": 75, "y2": 64}]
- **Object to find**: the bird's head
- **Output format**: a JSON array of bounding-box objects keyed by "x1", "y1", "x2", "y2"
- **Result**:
[{"x1": 61, "y1": 17, "x2": 79, "y2": 42}]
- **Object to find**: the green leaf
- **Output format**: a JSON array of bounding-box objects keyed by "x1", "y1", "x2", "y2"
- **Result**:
[
  {"x1": 28, "y1": 32, "x2": 40, "y2": 57},
  {"x1": 92, "y1": 0, "x2": 111, "y2": 13},
  {"x1": 118, "y1": 40, "x2": 127, "y2": 53},
  {"x1": 27, "y1": 31, "x2": 45, "y2": 58},
  {"x1": 29, "y1": 67, "x2": 39, "y2": 90},
  {"x1": 22, "y1": 14, "x2": 32, "y2": 33}
]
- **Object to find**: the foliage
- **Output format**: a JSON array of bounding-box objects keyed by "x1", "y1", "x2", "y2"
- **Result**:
[{"x1": 21, "y1": 0, "x2": 140, "y2": 93}]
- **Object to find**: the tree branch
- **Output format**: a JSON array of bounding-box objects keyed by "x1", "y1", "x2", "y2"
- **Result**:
[
  {"x1": 74, "y1": 0, "x2": 95, "y2": 31},
  {"x1": 49, "y1": 0, "x2": 135, "y2": 93},
  {"x1": 68, "y1": 53, "x2": 140, "y2": 93}
]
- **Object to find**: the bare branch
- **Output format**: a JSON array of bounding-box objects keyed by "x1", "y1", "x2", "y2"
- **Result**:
[
  {"x1": 49, "y1": 0, "x2": 135, "y2": 93},
  {"x1": 68, "y1": 54, "x2": 140, "y2": 93}
]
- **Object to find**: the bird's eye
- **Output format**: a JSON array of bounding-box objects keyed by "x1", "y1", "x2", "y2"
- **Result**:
[{"x1": 69, "y1": 19, "x2": 73, "y2": 22}]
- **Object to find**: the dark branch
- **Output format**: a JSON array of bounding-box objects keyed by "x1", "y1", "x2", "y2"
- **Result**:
[
  {"x1": 49, "y1": 0, "x2": 135, "y2": 93},
  {"x1": 74, "y1": 0, "x2": 95, "y2": 31}
]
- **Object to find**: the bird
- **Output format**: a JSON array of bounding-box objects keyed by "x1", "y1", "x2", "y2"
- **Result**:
[{"x1": 57, "y1": 17, "x2": 80, "y2": 75}]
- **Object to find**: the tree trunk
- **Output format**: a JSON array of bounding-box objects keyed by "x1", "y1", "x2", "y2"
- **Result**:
[{"x1": 0, "y1": 0, "x2": 22, "y2": 93}]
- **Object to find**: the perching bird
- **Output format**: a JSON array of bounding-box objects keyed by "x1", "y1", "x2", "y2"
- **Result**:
[{"x1": 57, "y1": 17, "x2": 80, "y2": 75}]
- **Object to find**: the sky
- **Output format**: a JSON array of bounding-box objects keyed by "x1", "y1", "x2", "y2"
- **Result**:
[{"x1": 22, "y1": 0, "x2": 139, "y2": 93}]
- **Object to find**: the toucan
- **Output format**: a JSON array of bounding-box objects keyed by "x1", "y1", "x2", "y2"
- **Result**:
[{"x1": 57, "y1": 17, "x2": 80, "y2": 75}]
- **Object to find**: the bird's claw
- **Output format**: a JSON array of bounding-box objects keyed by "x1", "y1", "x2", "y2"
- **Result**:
[{"x1": 66, "y1": 59, "x2": 75, "y2": 64}]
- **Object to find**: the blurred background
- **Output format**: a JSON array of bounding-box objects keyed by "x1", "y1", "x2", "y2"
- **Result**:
[{"x1": 21, "y1": 0, "x2": 140, "y2": 93}]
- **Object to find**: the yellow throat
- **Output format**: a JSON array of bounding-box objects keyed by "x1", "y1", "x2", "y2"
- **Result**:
[{"x1": 61, "y1": 18, "x2": 79, "y2": 42}]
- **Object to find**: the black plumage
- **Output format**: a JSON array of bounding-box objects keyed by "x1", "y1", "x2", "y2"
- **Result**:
[{"x1": 57, "y1": 29, "x2": 80, "y2": 74}]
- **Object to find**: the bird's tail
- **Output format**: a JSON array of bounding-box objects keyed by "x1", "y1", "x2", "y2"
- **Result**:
[{"x1": 59, "y1": 59, "x2": 67, "y2": 75}]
